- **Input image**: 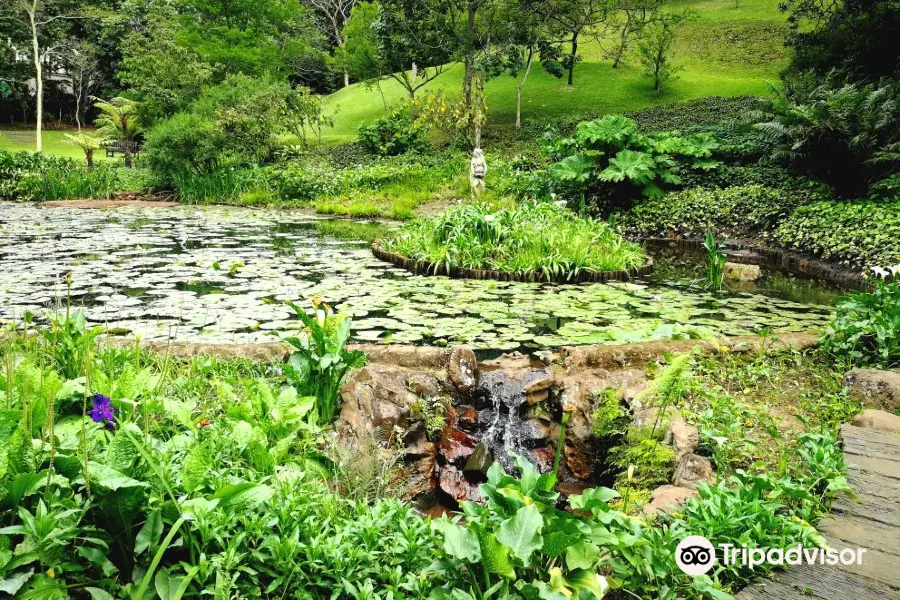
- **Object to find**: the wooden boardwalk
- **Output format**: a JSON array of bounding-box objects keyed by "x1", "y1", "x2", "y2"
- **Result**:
[{"x1": 735, "y1": 424, "x2": 900, "y2": 600}]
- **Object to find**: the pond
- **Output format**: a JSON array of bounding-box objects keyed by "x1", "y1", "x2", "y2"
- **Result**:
[{"x1": 0, "y1": 202, "x2": 841, "y2": 350}]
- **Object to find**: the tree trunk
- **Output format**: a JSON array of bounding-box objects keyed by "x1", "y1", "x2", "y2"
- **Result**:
[
  {"x1": 343, "y1": 70, "x2": 350, "y2": 88},
  {"x1": 28, "y1": 4, "x2": 42, "y2": 153},
  {"x1": 86, "y1": 149, "x2": 93, "y2": 167},
  {"x1": 462, "y1": 1, "x2": 477, "y2": 108},
  {"x1": 473, "y1": 69, "x2": 485, "y2": 148},
  {"x1": 516, "y1": 46, "x2": 535, "y2": 129},
  {"x1": 124, "y1": 146, "x2": 132, "y2": 168},
  {"x1": 568, "y1": 32, "x2": 579, "y2": 86},
  {"x1": 612, "y1": 23, "x2": 629, "y2": 68}
]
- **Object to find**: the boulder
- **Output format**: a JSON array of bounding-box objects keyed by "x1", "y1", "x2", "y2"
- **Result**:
[
  {"x1": 669, "y1": 418, "x2": 700, "y2": 461},
  {"x1": 438, "y1": 464, "x2": 481, "y2": 502},
  {"x1": 851, "y1": 409, "x2": 900, "y2": 432},
  {"x1": 463, "y1": 442, "x2": 494, "y2": 477},
  {"x1": 407, "y1": 372, "x2": 444, "y2": 399},
  {"x1": 673, "y1": 453, "x2": 715, "y2": 489},
  {"x1": 448, "y1": 346, "x2": 478, "y2": 393},
  {"x1": 845, "y1": 369, "x2": 900, "y2": 412},
  {"x1": 724, "y1": 262, "x2": 761, "y2": 282},
  {"x1": 642, "y1": 485, "x2": 699, "y2": 515}
]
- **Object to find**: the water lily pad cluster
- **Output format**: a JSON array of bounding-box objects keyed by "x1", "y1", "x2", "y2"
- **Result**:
[{"x1": 0, "y1": 203, "x2": 833, "y2": 349}]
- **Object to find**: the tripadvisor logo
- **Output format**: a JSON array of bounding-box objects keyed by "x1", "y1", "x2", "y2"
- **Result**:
[{"x1": 675, "y1": 535, "x2": 868, "y2": 576}]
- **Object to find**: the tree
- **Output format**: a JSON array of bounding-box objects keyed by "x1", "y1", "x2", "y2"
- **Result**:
[
  {"x1": 504, "y1": 5, "x2": 564, "y2": 128},
  {"x1": 604, "y1": 0, "x2": 663, "y2": 69},
  {"x1": 61, "y1": 40, "x2": 102, "y2": 129},
  {"x1": 64, "y1": 130, "x2": 102, "y2": 165},
  {"x1": 3, "y1": 0, "x2": 82, "y2": 151},
  {"x1": 117, "y1": 10, "x2": 213, "y2": 125},
  {"x1": 304, "y1": 0, "x2": 357, "y2": 87},
  {"x1": 781, "y1": 0, "x2": 900, "y2": 82},
  {"x1": 337, "y1": 1, "x2": 390, "y2": 106},
  {"x1": 636, "y1": 11, "x2": 687, "y2": 94},
  {"x1": 283, "y1": 85, "x2": 334, "y2": 148},
  {"x1": 533, "y1": 0, "x2": 610, "y2": 86},
  {"x1": 93, "y1": 96, "x2": 142, "y2": 167},
  {"x1": 374, "y1": 0, "x2": 453, "y2": 100}
]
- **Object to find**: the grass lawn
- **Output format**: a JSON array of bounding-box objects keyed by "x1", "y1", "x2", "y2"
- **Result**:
[
  {"x1": 323, "y1": 0, "x2": 787, "y2": 141},
  {"x1": 0, "y1": 128, "x2": 114, "y2": 162}
]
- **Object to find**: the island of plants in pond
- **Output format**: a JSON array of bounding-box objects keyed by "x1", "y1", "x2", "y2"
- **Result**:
[{"x1": 378, "y1": 202, "x2": 648, "y2": 282}]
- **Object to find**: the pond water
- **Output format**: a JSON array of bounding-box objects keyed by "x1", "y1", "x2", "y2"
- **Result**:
[{"x1": 0, "y1": 203, "x2": 841, "y2": 350}]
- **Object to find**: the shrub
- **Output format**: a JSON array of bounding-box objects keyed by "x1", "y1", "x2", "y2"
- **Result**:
[
  {"x1": 358, "y1": 111, "x2": 428, "y2": 156},
  {"x1": 618, "y1": 184, "x2": 817, "y2": 239},
  {"x1": 775, "y1": 198, "x2": 900, "y2": 269},
  {"x1": 821, "y1": 270, "x2": 900, "y2": 367},
  {"x1": 542, "y1": 114, "x2": 721, "y2": 210},
  {"x1": 0, "y1": 149, "x2": 118, "y2": 201},
  {"x1": 143, "y1": 75, "x2": 291, "y2": 183},
  {"x1": 380, "y1": 201, "x2": 646, "y2": 279}
]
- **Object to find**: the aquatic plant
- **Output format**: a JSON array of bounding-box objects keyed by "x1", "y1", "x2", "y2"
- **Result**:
[
  {"x1": 283, "y1": 299, "x2": 367, "y2": 424},
  {"x1": 821, "y1": 264, "x2": 900, "y2": 367},
  {"x1": 703, "y1": 230, "x2": 727, "y2": 291},
  {"x1": 381, "y1": 202, "x2": 646, "y2": 280}
]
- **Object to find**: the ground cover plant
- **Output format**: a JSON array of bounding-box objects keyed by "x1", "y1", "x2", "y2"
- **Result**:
[{"x1": 379, "y1": 202, "x2": 646, "y2": 280}]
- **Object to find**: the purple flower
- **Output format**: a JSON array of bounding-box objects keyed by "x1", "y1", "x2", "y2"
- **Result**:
[{"x1": 90, "y1": 394, "x2": 117, "y2": 426}]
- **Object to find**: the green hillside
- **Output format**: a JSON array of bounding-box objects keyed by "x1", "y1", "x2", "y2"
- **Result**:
[{"x1": 322, "y1": 0, "x2": 787, "y2": 141}]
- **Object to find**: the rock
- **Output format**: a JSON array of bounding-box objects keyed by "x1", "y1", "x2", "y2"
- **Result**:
[
  {"x1": 456, "y1": 406, "x2": 479, "y2": 431},
  {"x1": 463, "y1": 442, "x2": 494, "y2": 476},
  {"x1": 673, "y1": 453, "x2": 715, "y2": 489},
  {"x1": 564, "y1": 441, "x2": 592, "y2": 481},
  {"x1": 406, "y1": 372, "x2": 444, "y2": 399},
  {"x1": 845, "y1": 369, "x2": 900, "y2": 412},
  {"x1": 521, "y1": 419, "x2": 552, "y2": 442},
  {"x1": 669, "y1": 418, "x2": 699, "y2": 461},
  {"x1": 448, "y1": 346, "x2": 478, "y2": 393},
  {"x1": 642, "y1": 485, "x2": 699, "y2": 515},
  {"x1": 724, "y1": 262, "x2": 761, "y2": 282},
  {"x1": 851, "y1": 409, "x2": 900, "y2": 432},
  {"x1": 525, "y1": 375, "x2": 555, "y2": 394},
  {"x1": 438, "y1": 426, "x2": 478, "y2": 463},
  {"x1": 438, "y1": 464, "x2": 481, "y2": 502},
  {"x1": 525, "y1": 389, "x2": 550, "y2": 406}
]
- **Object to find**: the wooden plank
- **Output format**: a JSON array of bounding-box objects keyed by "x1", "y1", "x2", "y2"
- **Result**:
[
  {"x1": 734, "y1": 578, "x2": 820, "y2": 599},
  {"x1": 833, "y1": 493, "x2": 900, "y2": 527},
  {"x1": 842, "y1": 425, "x2": 900, "y2": 449},
  {"x1": 819, "y1": 515, "x2": 900, "y2": 556},
  {"x1": 827, "y1": 538, "x2": 900, "y2": 589},
  {"x1": 843, "y1": 436, "x2": 900, "y2": 462},
  {"x1": 844, "y1": 453, "x2": 900, "y2": 480},
  {"x1": 848, "y1": 471, "x2": 900, "y2": 501},
  {"x1": 772, "y1": 562, "x2": 900, "y2": 599}
]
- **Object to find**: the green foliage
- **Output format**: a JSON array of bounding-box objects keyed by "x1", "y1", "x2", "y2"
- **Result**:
[
  {"x1": 609, "y1": 430, "x2": 676, "y2": 490},
  {"x1": 821, "y1": 271, "x2": 900, "y2": 367},
  {"x1": 143, "y1": 75, "x2": 291, "y2": 183},
  {"x1": 637, "y1": 12, "x2": 690, "y2": 94},
  {"x1": 542, "y1": 114, "x2": 721, "y2": 209},
  {"x1": 618, "y1": 184, "x2": 818, "y2": 239},
  {"x1": 590, "y1": 389, "x2": 625, "y2": 438},
  {"x1": 283, "y1": 300, "x2": 367, "y2": 425},
  {"x1": 703, "y1": 231, "x2": 726, "y2": 291},
  {"x1": 358, "y1": 111, "x2": 428, "y2": 156},
  {"x1": 429, "y1": 455, "x2": 617, "y2": 600},
  {"x1": 0, "y1": 149, "x2": 118, "y2": 201},
  {"x1": 750, "y1": 78, "x2": 900, "y2": 197},
  {"x1": 774, "y1": 198, "x2": 900, "y2": 270},
  {"x1": 381, "y1": 202, "x2": 646, "y2": 280}
]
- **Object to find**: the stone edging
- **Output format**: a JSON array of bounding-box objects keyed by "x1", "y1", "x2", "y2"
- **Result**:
[
  {"x1": 371, "y1": 242, "x2": 654, "y2": 284},
  {"x1": 635, "y1": 237, "x2": 870, "y2": 291}
]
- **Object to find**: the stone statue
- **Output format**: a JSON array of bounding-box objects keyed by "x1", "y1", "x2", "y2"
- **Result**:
[{"x1": 469, "y1": 147, "x2": 486, "y2": 197}]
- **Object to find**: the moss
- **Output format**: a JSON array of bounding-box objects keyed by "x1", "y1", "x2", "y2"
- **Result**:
[
  {"x1": 591, "y1": 388, "x2": 626, "y2": 438},
  {"x1": 609, "y1": 428, "x2": 676, "y2": 490}
]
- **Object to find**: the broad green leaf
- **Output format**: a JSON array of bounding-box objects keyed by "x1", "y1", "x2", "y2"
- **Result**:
[
  {"x1": 85, "y1": 589, "x2": 114, "y2": 600},
  {"x1": 496, "y1": 504, "x2": 544, "y2": 564},
  {"x1": 77, "y1": 547, "x2": 118, "y2": 577},
  {"x1": 135, "y1": 509, "x2": 162, "y2": 556},
  {"x1": 565, "y1": 541, "x2": 600, "y2": 570},
  {"x1": 566, "y1": 569, "x2": 608, "y2": 599},
  {"x1": 475, "y1": 526, "x2": 515, "y2": 578},
  {"x1": 88, "y1": 462, "x2": 147, "y2": 492},
  {"x1": 213, "y1": 483, "x2": 274, "y2": 511},
  {"x1": 430, "y1": 519, "x2": 481, "y2": 563},
  {"x1": 0, "y1": 569, "x2": 34, "y2": 595}
]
